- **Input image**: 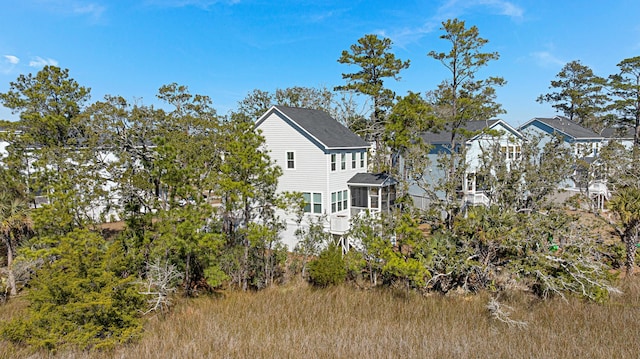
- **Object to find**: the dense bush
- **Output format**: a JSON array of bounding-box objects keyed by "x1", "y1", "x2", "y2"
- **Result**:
[
  {"x1": 1, "y1": 229, "x2": 144, "y2": 351},
  {"x1": 307, "y1": 243, "x2": 347, "y2": 287}
]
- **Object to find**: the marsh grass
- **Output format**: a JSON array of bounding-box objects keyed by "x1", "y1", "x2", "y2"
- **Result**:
[{"x1": 2, "y1": 278, "x2": 640, "y2": 358}]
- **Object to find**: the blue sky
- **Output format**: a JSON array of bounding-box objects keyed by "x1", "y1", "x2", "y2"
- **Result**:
[{"x1": 1, "y1": 0, "x2": 639, "y2": 127}]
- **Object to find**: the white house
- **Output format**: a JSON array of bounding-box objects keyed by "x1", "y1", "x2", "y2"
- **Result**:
[
  {"x1": 409, "y1": 119, "x2": 524, "y2": 209},
  {"x1": 256, "y1": 105, "x2": 396, "y2": 250}
]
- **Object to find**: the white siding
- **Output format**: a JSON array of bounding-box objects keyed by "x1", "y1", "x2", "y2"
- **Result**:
[
  {"x1": 327, "y1": 150, "x2": 366, "y2": 215},
  {"x1": 0, "y1": 140, "x2": 8, "y2": 159},
  {"x1": 467, "y1": 123, "x2": 523, "y2": 172},
  {"x1": 257, "y1": 112, "x2": 333, "y2": 250},
  {"x1": 258, "y1": 112, "x2": 328, "y2": 196},
  {"x1": 256, "y1": 111, "x2": 369, "y2": 249}
]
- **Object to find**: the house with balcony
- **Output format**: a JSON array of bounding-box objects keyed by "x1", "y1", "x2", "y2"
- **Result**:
[
  {"x1": 255, "y1": 106, "x2": 396, "y2": 250},
  {"x1": 518, "y1": 116, "x2": 609, "y2": 208},
  {"x1": 409, "y1": 119, "x2": 524, "y2": 210}
]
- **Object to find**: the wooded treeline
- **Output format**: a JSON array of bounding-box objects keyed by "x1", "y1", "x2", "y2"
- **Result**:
[{"x1": 0, "y1": 19, "x2": 638, "y2": 351}]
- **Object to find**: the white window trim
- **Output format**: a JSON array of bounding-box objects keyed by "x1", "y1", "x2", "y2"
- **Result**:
[
  {"x1": 286, "y1": 151, "x2": 296, "y2": 170},
  {"x1": 303, "y1": 192, "x2": 323, "y2": 214},
  {"x1": 331, "y1": 189, "x2": 349, "y2": 213},
  {"x1": 501, "y1": 144, "x2": 521, "y2": 160},
  {"x1": 330, "y1": 153, "x2": 337, "y2": 172}
]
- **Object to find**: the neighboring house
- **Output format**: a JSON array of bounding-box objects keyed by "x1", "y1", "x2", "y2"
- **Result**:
[
  {"x1": 518, "y1": 116, "x2": 609, "y2": 208},
  {"x1": 255, "y1": 105, "x2": 396, "y2": 250},
  {"x1": 0, "y1": 127, "x2": 13, "y2": 159},
  {"x1": 409, "y1": 119, "x2": 524, "y2": 210},
  {"x1": 519, "y1": 116, "x2": 603, "y2": 157},
  {"x1": 0, "y1": 139, "x2": 8, "y2": 159},
  {"x1": 601, "y1": 126, "x2": 635, "y2": 150}
]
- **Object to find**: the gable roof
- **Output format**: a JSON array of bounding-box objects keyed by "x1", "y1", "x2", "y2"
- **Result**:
[
  {"x1": 256, "y1": 105, "x2": 370, "y2": 150},
  {"x1": 347, "y1": 172, "x2": 398, "y2": 187},
  {"x1": 519, "y1": 116, "x2": 602, "y2": 140},
  {"x1": 601, "y1": 126, "x2": 635, "y2": 139},
  {"x1": 419, "y1": 119, "x2": 520, "y2": 146}
]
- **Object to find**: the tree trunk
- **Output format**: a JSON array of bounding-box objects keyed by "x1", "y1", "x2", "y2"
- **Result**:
[
  {"x1": 624, "y1": 227, "x2": 639, "y2": 277},
  {"x1": 6, "y1": 239, "x2": 17, "y2": 296},
  {"x1": 242, "y1": 199, "x2": 250, "y2": 291},
  {"x1": 242, "y1": 239, "x2": 249, "y2": 291},
  {"x1": 184, "y1": 252, "x2": 191, "y2": 295}
]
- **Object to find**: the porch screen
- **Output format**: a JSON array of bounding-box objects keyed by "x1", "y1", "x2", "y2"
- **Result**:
[{"x1": 351, "y1": 187, "x2": 368, "y2": 208}]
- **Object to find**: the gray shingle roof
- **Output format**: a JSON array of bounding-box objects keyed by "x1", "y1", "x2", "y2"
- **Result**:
[
  {"x1": 524, "y1": 117, "x2": 601, "y2": 140},
  {"x1": 272, "y1": 106, "x2": 370, "y2": 149},
  {"x1": 347, "y1": 172, "x2": 398, "y2": 187},
  {"x1": 419, "y1": 120, "x2": 501, "y2": 145},
  {"x1": 601, "y1": 126, "x2": 634, "y2": 139}
]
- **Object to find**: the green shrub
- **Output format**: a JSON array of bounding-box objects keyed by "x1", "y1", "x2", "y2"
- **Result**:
[
  {"x1": 1, "y1": 229, "x2": 144, "y2": 351},
  {"x1": 307, "y1": 243, "x2": 346, "y2": 287}
]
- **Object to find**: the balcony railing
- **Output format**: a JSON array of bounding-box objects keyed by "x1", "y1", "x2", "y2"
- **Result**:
[{"x1": 463, "y1": 192, "x2": 490, "y2": 207}]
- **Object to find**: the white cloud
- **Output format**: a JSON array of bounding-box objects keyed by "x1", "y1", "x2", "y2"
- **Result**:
[
  {"x1": 379, "y1": 23, "x2": 439, "y2": 49},
  {"x1": 531, "y1": 51, "x2": 565, "y2": 68},
  {"x1": 73, "y1": 2, "x2": 105, "y2": 19},
  {"x1": 1, "y1": 55, "x2": 20, "y2": 74},
  {"x1": 438, "y1": 0, "x2": 523, "y2": 19},
  {"x1": 3, "y1": 55, "x2": 20, "y2": 64},
  {"x1": 477, "y1": 0, "x2": 524, "y2": 18},
  {"x1": 26, "y1": 1, "x2": 106, "y2": 21},
  {"x1": 381, "y1": 0, "x2": 524, "y2": 48},
  {"x1": 29, "y1": 56, "x2": 59, "y2": 68},
  {"x1": 144, "y1": 0, "x2": 239, "y2": 9}
]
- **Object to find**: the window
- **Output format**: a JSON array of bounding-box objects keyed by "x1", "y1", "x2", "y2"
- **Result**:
[
  {"x1": 331, "y1": 190, "x2": 348, "y2": 213},
  {"x1": 370, "y1": 187, "x2": 379, "y2": 209},
  {"x1": 341, "y1": 153, "x2": 346, "y2": 170},
  {"x1": 303, "y1": 192, "x2": 322, "y2": 214},
  {"x1": 331, "y1": 154, "x2": 336, "y2": 171},
  {"x1": 360, "y1": 152, "x2": 365, "y2": 168},
  {"x1": 351, "y1": 152, "x2": 356, "y2": 169},
  {"x1": 502, "y1": 145, "x2": 521, "y2": 160},
  {"x1": 286, "y1": 151, "x2": 295, "y2": 169},
  {"x1": 466, "y1": 173, "x2": 475, "y2": 192}
]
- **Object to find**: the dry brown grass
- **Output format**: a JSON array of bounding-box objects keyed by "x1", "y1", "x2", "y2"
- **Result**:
[{"x1": 2, "y1": 278, "x2": 640, "y2": 358}]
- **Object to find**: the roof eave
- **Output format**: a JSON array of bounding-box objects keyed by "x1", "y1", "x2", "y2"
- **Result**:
[{"x1": 325, "y1": 145, "x2": 371, "y2": 150}]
